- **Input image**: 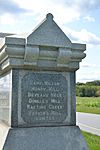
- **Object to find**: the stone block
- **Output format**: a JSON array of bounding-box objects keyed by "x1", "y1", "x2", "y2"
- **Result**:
[
  {"x1": 11, "y1": 69, "x2": 76, "y2": 127},
  {"x1": 3, "y1": 126, "x2": 89, "y2": 150}
]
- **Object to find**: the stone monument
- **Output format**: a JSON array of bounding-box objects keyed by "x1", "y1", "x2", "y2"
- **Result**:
[{"x1": 0, "y1": 13, "x2": 89, "y2": 150}]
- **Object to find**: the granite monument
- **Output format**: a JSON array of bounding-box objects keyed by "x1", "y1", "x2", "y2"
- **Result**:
[{"x1": 0, "y1": 13, "x2": 89, "y2": 150}]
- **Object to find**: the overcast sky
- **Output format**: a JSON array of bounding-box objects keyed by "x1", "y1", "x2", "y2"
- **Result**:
[{"x1": 0, "y1": 0, "x2": 100, "y2": 83}]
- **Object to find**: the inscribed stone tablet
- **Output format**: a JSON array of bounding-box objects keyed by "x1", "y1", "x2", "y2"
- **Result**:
[{"x1": 21, "y1": 73, "x2": 67, "y2": 125}]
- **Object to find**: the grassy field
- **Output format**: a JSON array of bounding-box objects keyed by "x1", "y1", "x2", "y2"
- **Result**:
[
  {"x1": 82, "y1": 131, "x2": 100, "y2": 150},
  {"x1": 76, "y1": 97, "x2": 100, "y2": 114}
]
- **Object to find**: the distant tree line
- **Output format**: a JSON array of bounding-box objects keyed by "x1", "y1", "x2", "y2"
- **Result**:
[{"x1": 76, "y1": 80, "x2": 100, "y2": 97}]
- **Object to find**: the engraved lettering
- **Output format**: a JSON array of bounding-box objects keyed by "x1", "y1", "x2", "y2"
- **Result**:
[{"x1": 21, "y1": 73, "x2": 67, "y2": 124}]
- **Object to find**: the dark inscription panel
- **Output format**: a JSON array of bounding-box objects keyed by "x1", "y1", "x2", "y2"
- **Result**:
[{"x1": 21, "y1": 73, "x2": 67, "y2": 125}]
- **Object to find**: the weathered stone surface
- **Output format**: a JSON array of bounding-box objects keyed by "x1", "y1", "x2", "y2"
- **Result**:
[
  {"x1": 21, "y1": 72, "x2": 67, "y2": 125},
  {"x1": 0, "y1": 13, "x2": 88, "y2": 150},
  {"x1": 0, "y1": 72, "x2": 12, "y2": 125},
  {"x1": 27, "y1": 13, "x2": 71, "y2": 47},
  {"x1": 10, "y1": 69, "x2": 75, "y2": 127},
  {"x1": 3, "y1": 126, "x2": 89, "y2": 150}
]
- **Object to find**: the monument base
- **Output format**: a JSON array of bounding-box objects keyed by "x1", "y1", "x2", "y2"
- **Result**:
[{"x1": 1, "y1": 126, "x2": 89, "y2": 150}]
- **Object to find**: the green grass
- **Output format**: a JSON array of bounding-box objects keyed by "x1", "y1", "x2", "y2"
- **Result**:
[
  {"x1": 82, "y1": 131, "x2": 100, "y2": 150},
  {"x1": 76, "y1": 97, "x2": 100, "y2": 114}
]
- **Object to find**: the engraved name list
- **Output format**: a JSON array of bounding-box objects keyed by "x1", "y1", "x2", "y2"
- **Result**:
[{"x1": 21, "y1": 73, "x2": 67, "y2": 125}]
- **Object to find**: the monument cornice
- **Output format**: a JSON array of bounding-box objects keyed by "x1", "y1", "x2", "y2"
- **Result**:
[{"x1": 0, "y1": 13, "x2": 86, "y2": 74}]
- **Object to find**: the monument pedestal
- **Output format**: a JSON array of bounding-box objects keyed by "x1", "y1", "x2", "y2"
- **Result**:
[
  {"x1": 0, "y1": 13, "x2": 89, "y2": 150},
  {"x1": 3, "y1": 126, "x2": 88, "y2": 150}
]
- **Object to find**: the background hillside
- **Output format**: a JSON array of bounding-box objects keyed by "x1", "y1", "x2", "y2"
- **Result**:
[{"x1": 76, "y1": 80, "x2": 100, "y2": 97}]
